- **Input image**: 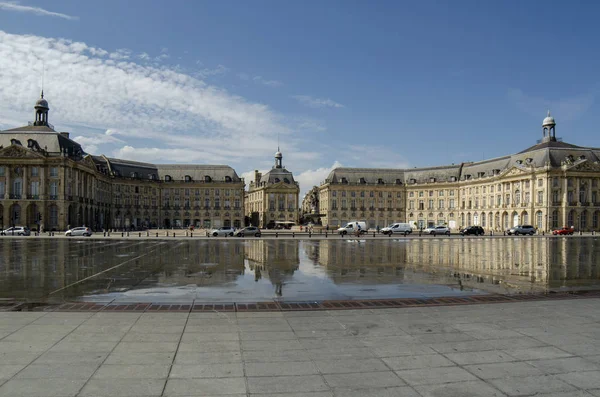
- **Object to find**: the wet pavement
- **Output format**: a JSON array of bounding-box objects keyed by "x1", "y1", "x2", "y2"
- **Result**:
[
  {"x1": 1, "y1": 298, "x2": 600, "y2": 396},
  {"x1": 1, "y1": 237, "x2": 599, "y2": 305}
]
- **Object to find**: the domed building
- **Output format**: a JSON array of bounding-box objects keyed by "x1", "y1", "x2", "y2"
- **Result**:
[
  {"x1": 319, "y1": 112, "x2": 600, "y2": 232},
  {"x1": 245, "y1": 148, "x2": 300, "y2": 228}
]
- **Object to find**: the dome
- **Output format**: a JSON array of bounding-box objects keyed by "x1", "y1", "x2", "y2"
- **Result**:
[
  {"x1": 275, "y1": 151, "x2": 282, "y2": 158},
  {"x1": 35, "y1": 98, "x2": 49, "y2": 108},
  {"x1": 542, "y1": 110, "x2": 555, "y2": 126}
]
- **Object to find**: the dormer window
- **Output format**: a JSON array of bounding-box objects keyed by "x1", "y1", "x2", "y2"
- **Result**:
[
  {"x1": 165, "y1": 175, "x2": 172, "y2": 182},
  {"x1": 185, "y1": 175, "x2": 192, "y2": 182},
  {"x1": 429, "y1": 177, "x2": 436, "y2": 183},
  {"x1": 284, "y1": 178, "x2": 290, "y2": 184},
  {"x1": 465, "y1": 174, "x2": 472, "y2": 180},
  {"x1": 148, "y1": 174, "x2": 155, "y2": 180},
  {"x1": 204, "y1": 175, "x2": 212, "y2": 182},
  {"x1": 526, "y1": 158, "x2": 533, "y2": 164},
  {"x1": 579, "y1": 155, "x2": 586, "y2": 160},
  {"x1": 274, "y1": 177, "x2": 280, "y2": 183},
  {"x1": 10, "y1": 139, "x2": 22, "y2": 146},
  {"x1": 225, "y1": 176, "x2": 232, "y2": 182},
  {"x1": 395, "y1": 179, "x2": 402, "y2": 185},
  {"x1": 377, "y1": 178, "x2": 384, "y2": 185},
  {"x1": 516, "y1": 160, "x2": 523, "y2": 165},
  {"x1": 359, "y1": 177, "x2": 366, "y2": 184},
  {"x1": 450, "y1": 176, "x2": 457, "y2": 182},
  {"x1": 493, "y1": 169, "x2": 500, "y2": 175},
  {"x1": 340, "y1": 177, "x2": 348, "y2": 184},
  {"x1": 410, "y1": 178, "x2": 416, "y2": 184},
  {"x1": 130, "y1": 172, "x2": 138, "y2": 178},
  {"x1": 478, "y1": 172, "x2": 485, "y2": 178}
]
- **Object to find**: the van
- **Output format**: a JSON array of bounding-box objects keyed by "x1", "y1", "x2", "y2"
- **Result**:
[
  {"x1": 337, "y1": 221, "x2": 368, "y2": 235},
  {"x1": 380, "y1": 223, "x2": 413, "y2": 236}
]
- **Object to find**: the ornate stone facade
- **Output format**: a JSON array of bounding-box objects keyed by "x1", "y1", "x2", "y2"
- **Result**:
[
  {"x1": 244, "y1": 150, "x2": 299, "y2": 228},
  {"x1": 319, "y1": 113, "x2": 600, "y2": 232},
  {"x1": 0, "y1": 95, "x2": 244, "y2": 231}
]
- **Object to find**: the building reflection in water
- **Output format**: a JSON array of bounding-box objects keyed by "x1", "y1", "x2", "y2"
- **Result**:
[{"x1": 0, "y1": 238, "x2": 599, "y2": 302}]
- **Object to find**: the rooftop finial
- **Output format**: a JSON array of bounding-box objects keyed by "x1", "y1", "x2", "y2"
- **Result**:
[
  {"x1": 41, "y1": 90, "x2": 44, "y2": 99},
  {"x1": 547, "y1": 109, "x2": 551, "y2": 117}
]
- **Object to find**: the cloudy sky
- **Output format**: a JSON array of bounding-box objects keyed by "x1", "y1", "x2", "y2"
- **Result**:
[{"x1": 1, "y1": 0, "x2": 599, "y2": 196}]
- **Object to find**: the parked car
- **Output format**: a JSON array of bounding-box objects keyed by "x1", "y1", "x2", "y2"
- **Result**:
[
  {"x1": 552, "y1": 226, "x2": 574, "y2": 235},
  {"x1": 210, "y1": 226, "x2": 236, "y2": 237},
  {"x1": 65, "y1": 227, "x2": 93, "y2": 237},
  {"x1": 381, "y1": 223, "x2": 413, "y2": 235},
  {"x1": 234, "y1": 226, "x2": 261, "y2": 237},
  {"x1": 1, "y1": 226, "x2": 31, "y2": 236},
  {"x1": 423, "y1": 225, "x2": 450, "y2": 235},
  {"x1": 337, "y1": 221, "x2": 368, "y2": 235},
  {"x1": 507, "y1": 225, "x2": 536, "y2": 236},
  {"x1": 460, "y1": 226, "x2": 485, "y2": 236}
]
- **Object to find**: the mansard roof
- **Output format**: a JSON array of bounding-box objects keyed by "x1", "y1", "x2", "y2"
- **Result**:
[
  {"x1": 259, "y1": 167, "x2": 296, "y2": 185},
  {"x1": 0, "y1": 130, "x2": 84, "y2": 159}
]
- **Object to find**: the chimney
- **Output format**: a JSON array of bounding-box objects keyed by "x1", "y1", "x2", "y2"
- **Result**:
[
  {"x1": 59, "y1": 132, "x2": 70, "y2": 139},
  {"x1": 254, "y1": 170, "x2": 260, "y2": 183}
]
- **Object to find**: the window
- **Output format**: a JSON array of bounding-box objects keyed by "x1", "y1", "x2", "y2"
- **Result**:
[
  {"x1": 439, "y1": 190, "x2": 444, "y2": 197},
  {"x1": 185, "y1": 175, "x2": 192, "y2": 182},
  {"x1": 342, "y1": 191, "x2": 346, "y2": 197},
  {"x1": 215, "y1": 189, "x2": 220, "y2": 196},
  {"x1": 50, "y1": 181, "x2": 58, "y2": 196},
  {"x1": 409, "y1": 192, "x2": 414, "y2": 197},
  {"x1": 525, "y1": 181, "x2": 530, "y2": 188},
  {"x1": 537, "y1": 191, "x2": 543, "y2": 204},
  {"x1": 331, "y1": 199, "x2": 337, "y2": 210},
  {"x1": 0, "y1": 167, "x2": 4, "y2": 176},
  {"x1": 538, "y1": 179, "x2": 543, "y2": 187},
  {"x1": 370, "y1": 191, "x2": 374, "y2": 197},
  {"x1": 449, "y1": 199, "x2": 455, "y2": 209},
  {"x1": 205, "y1": 175, "x2": 212, "y2": 182},
  {"x1": 409, "y1": 200, "x2": 414, "y2": 210},
  {"x1": 429, "y1": 191, "x2": 434, "y2": 197},
  {"x1": 524, "y1": 192, "x2": 530, "y2": 204},
  {"x1": 0, "y1": 181, "x2": 4, "y2": 196},
  {"x1": 30, "y1": 181, "x2": 39, "y2": 196},
  {"x1": 438, "y1": 199, "x2": 444, "y2": 209},
  {"x1": 50, "y1": 167, "x2": 58, "y2": 177},
  {"x1": 351, "y1": 191, "x2": 356, "y2": 197},
  {"x1": 568, "y1": 191, "x2": 574, "y2": 203},
  {"x1": 553, "y1": 177, "x2": 559, "y2": 187},
  {"x1": 419, "y1": 191, "x2": 424, "y2": 197},
  {"x1": 536, "y1": 211, "x2": 543, "y2": 229},
  {"x1": 332, "y1": 191, "x2": 337, "y2": 197},
  {"x1": 31, "y1": 167, "x2": 38, "y2": 177},
  {"x1": 428, "y1": 199, "x2": 434, "y2": 209},
  {"x1": 552, "y1": 191, "x2": 560, "y2": 203},
  {"x1": 449, "y1": 190, "x2": 454, "y2": 196}
]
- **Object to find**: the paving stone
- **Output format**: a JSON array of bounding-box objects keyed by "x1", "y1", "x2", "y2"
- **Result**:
[
  {"x1": 502, "y1": 346, "x2": 574, "y2": 361},
  {"x1": 333, "y1": 387, "x2": 420, "y2": 397},
  {"x1": 557, "y1": 370, "x2": 600, "y2": 390},
  {"x1": 61, "y1": 332, "x2": 126, "y2": 342},
  {"x1": 169, "y1": 363, "x2": 244, "y2": 378},
  {"x1": 395, "y1": 366, "x2": 477, "y2": 386},
  {"x1": 164, "y1": 377, "x2": 247, "y2": 395},
  {"x1": 371, "y1": 344, "x2": 436, "y2": 357},
  {"x1": 444, "y1": 350, "x2": 517, "y2": 365},
  {"x1": 122, "y1": 332, "x2": 182, "y2": 342},
  {"x1": 248, "y1": 375, "x2": 330, "y2": 394},
  {"x1": 246, "y1": 361, "x2": 319, "y2": 377},
  {"x1": 324, "y1": 371, "x2": 405, "y2": 388},
  {"x1": 92, "y1": 364, "x2": 171, "y2": 379},
  {"x1": 128, "y1": 324, "x2": 185, "y2": 334},
  {"x1": 382, "y1": 354, "x2": 455, "y2": 370},
  {"x1": 0, "y1": 352, "x2": 40, "y2": 365},
  {"x1": 180, "y1": 332, "x2": 239, "y2": 342},
  {"x1": 33, "y1": 351, "x2": 108, "y2": 365},
  {"x1": 462, "y1": 361, "x2": 544, "y2": 379},
  {"x1": 0, "y1": 378, "x2": 87, "y2": 397},
  {"x1": 306, "y1": 347, "x2": 376, "y2": 360},
  {"x1": 174, "y1": 351, "x2": 242, "y2": 364},
  {"x1": 178, "y1": 341, "x2": 240, "y2": 353},
  {"x1": 240, "y1": 331, "x2": 297, "y2": 340},
  {"x1": 112, "y1": 341, "x2": 179, "y2": 353},
  {"x1": 0, "y1": 365, "x2": 26, "y2": 379},
  {"x1": 48, "y1": 341, "x2": 118, "y2": 353},
  {"x1": 78, "y1": 378, "x2": 166, "y2": 396},
  {"x1": 242, "y1": 339, "x2": 304, "y2": 351},
  {"x1": 15, "y1": 363, "x2": 98, "y2": 379},
  {"x1": 489, "y1": 375, "x2": 578, "y2": 396},
  {"x1": 105, "y1": 351, "x2": 175, "y2": 365},
  {"x1": 243, "y1": 349, "x2": 311, "y2": 362},
  {"x1": 414, "y1": 380, "x2": 507, "y2": 397},
  {"x1": 527, "y1": 357, "x2": 600, "y2": 375},
  {"x1": 314, "y1": 358, "x2": 388, "y2": 374}
]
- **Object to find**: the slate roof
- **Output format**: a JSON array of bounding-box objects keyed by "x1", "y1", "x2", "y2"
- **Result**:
[
  {"x1": 0, "y1": 129, "x2": 84, "y2": 158},
  {"x1": 259, "y1": 167, "x2": 297, "y2": 185}
]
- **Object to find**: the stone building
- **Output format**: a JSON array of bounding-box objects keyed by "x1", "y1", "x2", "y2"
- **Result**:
[
  {"x1": 0, "y1": 94, "x2": 244, "y2": 231},
  {"x1": 319, "y1": 112, "x2": 600, "y2": 232},
  {"x1": 244, "y1": 149, "x2": 299, "y2": 228}
]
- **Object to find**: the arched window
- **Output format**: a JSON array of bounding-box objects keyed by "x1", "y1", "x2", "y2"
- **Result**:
[
  {"x1": 581, "y1": 211, "x2": 587, "y2": 230},
  {"x1": 204, "y1": 175, "x2": 212, "y2": 182},
  {"x1": 225, "y1": 176, "x2": 232, "y2": 182},
  {"x1": 185, "y1": 175, "x2": 192, "y2": 182},
  {"x1": 593, "y1": 211, "x2": 599, "y2": 229},
  {"x1": 274, "y1": 178, "x2": 280, "y2": 183},
  {"x1": 552, "y1": 210, "x2": 559, "y2": 228},
  {"x1": 284, "y1": 178, "x2": 290, "y2": 184},
  {"x1": 568, "y1": 210, "x2": 575, "y2": 228},
  {"x1": 536, "y1": 211, "x2": 543, "y2": 229},
  {"x1": 165, "y1": 175, "x2": 172, "y2": 182},
  {"x1": 580, "y1": 184, "x2": 587, "y2": 203},
  {"x1": 515, "y1": 190, "x2": 521, "y2": 205}
]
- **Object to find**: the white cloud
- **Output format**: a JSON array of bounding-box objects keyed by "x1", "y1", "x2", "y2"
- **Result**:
[
  {"x1": 0, "y1": 1, "x2": 78, "y2": 20},
  {"x1": 0, "y1": 30, "x2": 288, "y2": 162},
  {"x1": 195, "y1": 64, "x2": 228, "y2": 78},
  {"x1": 295, "y1": 161, "x2": 342, "y2": 197},
  {"x1": 293, "y1": 95, "x2": 344, "y2": 109}
]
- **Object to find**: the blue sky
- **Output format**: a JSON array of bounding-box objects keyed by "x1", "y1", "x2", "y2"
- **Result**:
[{"x1": 1, "y1": 0, "x2": 599, "y2": 195}]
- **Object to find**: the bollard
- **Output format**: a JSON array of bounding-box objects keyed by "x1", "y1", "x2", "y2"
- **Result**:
[
  {"x1": 373, "y1": 232, "x2": 376, "y2": 238},
  {"x1": 593, "y1": 230, "x2": 595, "y2": 235},
  {"x1": 190, "y1": 232, "x2": 193, "y2": 238},
  {"x1": 292, "y1": 232, "x2": 295, "y2": 238},
  {"x1": 127, "y1": 232, "x2": 130, "y2": 237},
  {"x1": 580, "y1": 231, "x2": 583, "y2": 236},
  {"x1": 276, "y1": 232, "x2": 278, "y2": 238},
  {"x1": 186, "y1": 231, "x2": 188, "y2": 237},
  {"x1": 156, "y1": 232, "x2": 159, "y2": 237},
  {"x1": 419, "y1": 231, "x2": 422, "y2": 237},
  {"x1": 174, "y1": 232, "x2": 176, "y2": 238},
  {"x1": 309, "y1": 232, "x2": 311, "y2": 238},
  {"x1": 139, "y1": 232, "x2": 141, "y2": 237},
  {"x1": 325, "y1": 231, "x2": 328, "y2": 238},
  {"x1": 166, "y1": 231, "x2": 169, "y2": 237},
  {"x1": 147, "y1": 232, "x2": 149, "y2": 237},
  {"x1": 121, "y1": 232, "x2": 124, "y2": 237},
  {"x1": 389, "y1": 232, "x2": 391, "y2": 237},
  {"x1": 103, "y1": 232, "x2": 106, "y2": 237},
  {"x1": 503, "y1": 231, "x2": 506, "y2": 236},
  {"x1": 542, "y1": 231, "x2": 544, "y2": 236},
  {"x1": 108, "y1": 232, "x2": 110, "y2": 237}
]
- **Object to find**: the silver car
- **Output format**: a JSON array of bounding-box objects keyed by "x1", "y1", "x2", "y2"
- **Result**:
[
  {"x1": 423, "y1": 225, "x2": 450, "y2": 235},
  {"x1": 210, "y1": 226, "x2": 236, "y2": 237},
  {"x1": 507, "y1": 225, "x2": 535, "y2": 236},
  {"x1": 1, "y1": 226, "x2": 31, "y2": 236},
  {"x1": 234, "y1": 226, "x2": 262, "y2": 237},
  {"x1": 65, "y1": 227, "x2": 93, "y2": 237}
]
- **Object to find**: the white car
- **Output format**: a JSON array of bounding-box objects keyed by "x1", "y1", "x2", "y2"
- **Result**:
[
  {"x1": 381, "y1": 223, "x2": 413, "y2": 235},
  {"x1": 210, "y1": 226, "x2": 236, "y2": 237},
  {"x1": 423, "y1": 225, "x2": 450, "y2": 235},
  {"x1": 65, "y1": 227, "x2": 93, "y2": 237},
  {"x1": 1, "y1": 226, "x2": 31, "y2": 236}
]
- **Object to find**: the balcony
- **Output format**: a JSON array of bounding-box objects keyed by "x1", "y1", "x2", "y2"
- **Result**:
[
  {"x1": 67, "y1": 195, "x2": 73, "y2": 201},
  {"x1": 580, "y1": 202, "x2": 590, "y2": 207},
  {"x1": 568, "y1": 202, "x2": 577, "y2": 206},
  {"x1": 214, "y1": 206, "x2": 221, "y2": 210},
  {"x1": 26, "y1": 194, "x2": 40, "y2": 200},
  {"x1": 340, "y1": 207, "x2": 348, "y2": 211},
  {"x1": 287, "y1": 208, "x2": 295, "y2": 212},
  {"x1": 224, "y1": 206, "x2": 231, "y2": 210},
  {"x1": 49, "y1": 195, "x2": 58, "y2": 200},
  {"x1": 204, "y1": 206, "x2": 210, "y2": 210},
  {"x1": 9, "y1": 194, "x2": 21, "y2": 199},
  {"x1": 115, "y1": 204, "x2": 122, "y2": 209}
]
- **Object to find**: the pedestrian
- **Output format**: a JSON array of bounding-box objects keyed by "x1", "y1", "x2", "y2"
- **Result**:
[
  {"x1": 326, "y1": 224, "x2": 329, "y2": 231},
  {"x1": 376, "y1": 225, "x2": 380, "y2": 233},
  {"x1": 356, "y1": 223, "x2": 361, "y2": 237}
]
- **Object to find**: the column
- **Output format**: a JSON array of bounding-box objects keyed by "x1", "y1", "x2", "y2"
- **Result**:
[
  {"x1": 40, "y1": 166, "x2": 46, "y2": 200},
  {"x1": 22, "y1": 167, "x2": 28, "y2": 200},
  {"x1": 4, "y1": 168, "x2": 9, "y2": 199},
  {"x1": 562, "y1": 176, "x2": 569, "y2": 227}
]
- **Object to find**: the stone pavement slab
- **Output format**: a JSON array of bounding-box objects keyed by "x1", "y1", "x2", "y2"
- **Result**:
[{"x1": 1, "y1": 298, "x2": 600, "y2": 396}]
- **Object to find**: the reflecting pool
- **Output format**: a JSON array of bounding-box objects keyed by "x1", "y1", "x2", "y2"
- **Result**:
[{"x1": 1, "y1": 237, "x2": 599, "y2": 303}]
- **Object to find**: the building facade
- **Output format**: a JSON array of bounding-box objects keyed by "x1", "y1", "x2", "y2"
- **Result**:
[
  {"x1": 319, "y1": 113, "x2": 600, "y2": 232},
  {"x1": 0, "y1": 95, "x2": 245, "y2": 231},
  {"x1": 244, "y1": 150, "x2": 299, "y2": 228}
]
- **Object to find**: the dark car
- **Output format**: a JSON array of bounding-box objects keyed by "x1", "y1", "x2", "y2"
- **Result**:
[
  {"x1": 234, "y1": 226, "x2": 262, "y2": 237},
  {"x1": 461, "y1": 226, "x2": 484, "y2": 236}
]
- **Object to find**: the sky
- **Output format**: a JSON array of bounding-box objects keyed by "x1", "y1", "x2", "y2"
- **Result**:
[{"x1": 1, "y1": 0, "x2": 599, "y2": 197}]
